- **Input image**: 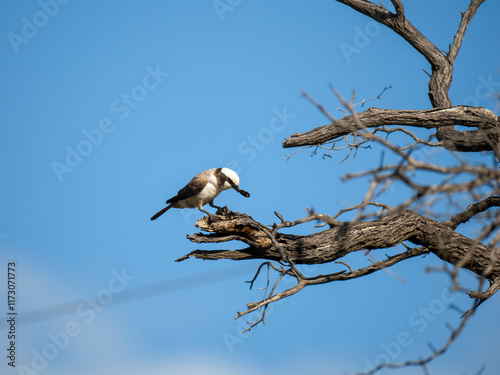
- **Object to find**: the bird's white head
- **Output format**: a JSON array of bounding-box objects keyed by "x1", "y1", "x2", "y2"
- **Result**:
[{"x1": 221, "y1": 167, "x2": 240, "y2": 190}]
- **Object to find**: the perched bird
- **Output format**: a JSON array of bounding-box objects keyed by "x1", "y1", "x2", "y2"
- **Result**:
[{"x1": 151, "y1": 167, "x2": 250, "y2": 220}]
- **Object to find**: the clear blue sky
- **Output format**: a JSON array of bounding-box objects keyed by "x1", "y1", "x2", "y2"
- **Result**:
[{"x1": 1, "y1": 1, "x2": 499, "y2": 374}]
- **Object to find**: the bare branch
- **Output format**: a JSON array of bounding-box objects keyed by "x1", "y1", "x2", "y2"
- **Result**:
[
  {"x1": 240, "y1": 270, "x2": 288, "y2": 333},
  {"x1": 444, "y1": 196, "x2": 500, "y2": 229},
  {"x1": 236, "y1": 245, "x2": 428, "y2": 322},
  {"x1": 468, "y1": 278, "x2": 500, "y2": 301},
  {"x1": 389, "y1": 0, "x2": 405, "y2": 17},
  {"x1": 336, "y1": 0, "x2": 444, "y2": 68},
  {"x1": 178, "y1": 209, "x2": 500, "y2": 282},
  {"x1": 283, "y1": 106, "x2": 499, "y2": 152},
  {"x1": 236, "y1": 280, "x2": 307, "y2": 320},
  {"x1": 448, "y1": 0, "x2": 486, "y2": 64}
]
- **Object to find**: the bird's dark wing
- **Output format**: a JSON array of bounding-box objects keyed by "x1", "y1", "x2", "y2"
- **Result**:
[{"x1": 166, "y1": 173, "x2": 207, "y2": 204}]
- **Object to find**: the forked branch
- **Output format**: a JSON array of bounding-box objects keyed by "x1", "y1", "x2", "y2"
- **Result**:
[
  {"x1": 178, "y1": 208, "x2": 500, "y2": 282},
  {"x1": 283, "y1": 105, "x2": 499, "y2": 153}
]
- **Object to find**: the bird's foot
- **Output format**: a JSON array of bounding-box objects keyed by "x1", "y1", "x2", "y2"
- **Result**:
[
  {"x1": 216, "y1": 206, "x2": 230, "y2": 215},
  {"x1": 199, "y1": 208, "x2": 217, "y2": 221}
]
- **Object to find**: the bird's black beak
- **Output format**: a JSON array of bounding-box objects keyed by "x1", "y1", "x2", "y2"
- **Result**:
[
  {"x1": 227, "y1": 179, "x2": 250, "y2": 198},
  {"x1": 238, "y1": 189, "x2": 250, "y2": 198}
]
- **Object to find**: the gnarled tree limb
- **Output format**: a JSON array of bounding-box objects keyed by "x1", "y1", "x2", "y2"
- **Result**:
[
  {"x1": 283, "y1": 105, "x2": 500, "y2": 152},
  {"x1": 444, "y1": 196, "x2": 500, "y2": 230},
  {"x1": 334, "y1": 0, "x2": 500, "y2": 161},
  {"x1": 177, "y1": 208, "x2": 500, "y2": 281},
  {"x1": 337, "y1": 0, "x2": 485, "y2": 109}
]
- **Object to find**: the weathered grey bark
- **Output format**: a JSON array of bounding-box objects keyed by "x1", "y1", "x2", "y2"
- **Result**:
[
  {"x1": 283, "y1": 106, "x2": 500, "y2": 151},
  {"x1": 178, "y1": 209, "x2": 500, "y2": 282},
  {"x1": 336, "y1": 0, "x2": 484, "y2": 110}
]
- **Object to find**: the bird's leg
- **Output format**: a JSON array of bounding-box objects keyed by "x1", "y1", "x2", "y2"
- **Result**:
[
  {"x1": 209, "y1": 200, "x2": 230, "y2": 215},
  {"x1": 208, "y1": 200, "x2": 222, "y2": 210},
  {"x1": 198, "y1": 203, "x2": 216, "y2": 220}
]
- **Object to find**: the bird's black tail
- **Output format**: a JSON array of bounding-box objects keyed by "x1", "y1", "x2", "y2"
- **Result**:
[{"x1": 150, "y1": 205, "x2": 172, "y2": 220}]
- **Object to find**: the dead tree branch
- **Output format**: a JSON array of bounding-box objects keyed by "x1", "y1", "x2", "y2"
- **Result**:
[
  {"x1": 177, "y1": 208, "x2": 500, "y2": 282},
  {"x1": 444, "y1": 196, "x2": 500, "y2": 229},
  {"x1": 283, "y1": 106, "x2": 500, "y2": 153}
]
